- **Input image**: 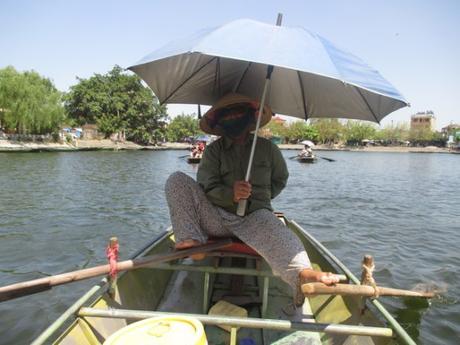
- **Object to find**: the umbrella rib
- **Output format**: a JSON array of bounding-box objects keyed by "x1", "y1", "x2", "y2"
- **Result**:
[
  {"x1": 356, "y1": 88, "x2": 380, "y2": 124},
  {"x1": 297, "y1": 71, "x2": 308, "y2": 120},
  {"x1": 213, "y1": 57, "x2": 221, "y2": 97},
  {"x1": 161, "y1": 56, "x2": 218, "y2": 105},
  {"x1": 233, "y1": 62, "x2": 252, "y2": 93}
]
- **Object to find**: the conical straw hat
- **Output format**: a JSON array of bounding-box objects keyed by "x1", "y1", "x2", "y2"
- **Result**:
[{"x1": 200, "y1": 93, "x2": 273, "y2": 136}]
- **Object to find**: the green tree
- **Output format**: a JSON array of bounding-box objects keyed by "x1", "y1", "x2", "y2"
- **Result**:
[
  {"x1": 260, "y1": 120, "x2": 288, "y2": 142},
  {"x1": 343, "y1": 120, "x2": 377, "y2": 145},
  {"x1": 263, "y1": 120, "x2": 287, "y2": 138},
  {"x1": 310, "y1": 119, "x2": 344, "y2": 144},
  {"x1": 65, "y1": 65, "x2": 167, "y2": 144},
  {"x1": 374, "y1": 122, "x2": 409, "y2": 144},
  {"x1": 0, "y1": 66, "x2": 65, "y2": 134},
  {"x1": 284, "y1": 121, "x2": 318, "y2": 143},
  {"x1": 408, "y1": 127, "x2": 443, "y2": 146},
  {"x1": 166, "y1": 114, "x2": 201, "y2": 142}
]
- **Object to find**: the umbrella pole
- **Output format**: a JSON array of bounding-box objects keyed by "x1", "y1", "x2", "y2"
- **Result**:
[{"x1": 237, "y1": 13, "x2": 282, "y2": 217}]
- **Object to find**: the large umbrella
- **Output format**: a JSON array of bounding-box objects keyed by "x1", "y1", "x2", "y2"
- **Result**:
[
  {"x1": 300, "y1": 140, "x2": 315, "y2": 147},
  {"x1": 194, "y1": 134, "x2": 212, "y2": 143},
  {"x1": 128, "y1": 18, "x2": 408, "y2": 122},
  {"x1": 128, "y1": 16, "x2": 408, "y2": 215}
]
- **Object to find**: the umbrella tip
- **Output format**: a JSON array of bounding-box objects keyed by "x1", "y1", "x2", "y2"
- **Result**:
[{"x1": 276, "y1": 13, "x2": 283, "y2": 26}]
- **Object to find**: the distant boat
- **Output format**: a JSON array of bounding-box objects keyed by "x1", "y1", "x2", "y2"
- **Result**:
[
  {"x1": 296, "y1": 155, "x2": 317, "y2": 163},
  {"x1": 187, "y1": 156, "x2": 201, "y2": 164}
]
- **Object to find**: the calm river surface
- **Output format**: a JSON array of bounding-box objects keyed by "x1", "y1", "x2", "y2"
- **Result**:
[{"x1": 0, "y1": 150, "x2": 459, "y2": 345}]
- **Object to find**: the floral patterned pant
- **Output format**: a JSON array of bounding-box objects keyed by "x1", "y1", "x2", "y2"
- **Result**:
[{"x1": 165, "y1": 171, "x2": 311, "y2": 292}]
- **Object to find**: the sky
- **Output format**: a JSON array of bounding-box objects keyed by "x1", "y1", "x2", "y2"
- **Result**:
[{"x1": 1, "y1": 0, "x2": 459, "y2": 130}]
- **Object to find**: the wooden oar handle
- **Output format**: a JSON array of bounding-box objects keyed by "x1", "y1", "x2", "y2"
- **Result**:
[
  {"x1": 302, "y1": 283, "x2": 435, "y2": 298},
  {"x1": 336, "y1": 274, "x2": 347, "y2": 282}
]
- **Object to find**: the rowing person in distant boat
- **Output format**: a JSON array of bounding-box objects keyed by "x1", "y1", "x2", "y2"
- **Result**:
[
  {"x1": 298, "y1": 140, "x2": 315, "y2": 159},
  {"x1": 191, "y1": 141, "x2": 205, "y2": 158},
  {"x1": 165, "y1": 93, "x2": 340, "y2": 306}
]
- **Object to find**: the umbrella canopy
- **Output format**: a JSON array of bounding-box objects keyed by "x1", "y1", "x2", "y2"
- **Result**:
[
  {"x1": 128, "y1": 18, "x2": 408, "y2": 123},
  {"x1": 194, "y1": 134, "x2": 212, "y2": 142},
  {"x1": 301, "y1": 140, "x2": 315, "y2": 147}
]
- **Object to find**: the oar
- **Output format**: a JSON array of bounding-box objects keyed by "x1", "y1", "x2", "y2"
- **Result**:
[
  {"x1": 316, "y1": 155, "x2": 335, "y2": 162},
  {"x1": 0, "y1": 239, "x2": 233, "y2": 303},
  {"x1": 178, "y1": 154, "x2": 190, "y2": 159},
  {"x1": 302, "y1": 283, "x2": 435, "y2": 298},
  {"x1": 288, "y1": 154, "x2": 334, "y2": 162}
]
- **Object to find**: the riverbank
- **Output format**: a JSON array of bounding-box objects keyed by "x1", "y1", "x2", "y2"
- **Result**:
[
  {"x1": 278, "y1": 143, "x2": 454, "y2": 153},
  {"x1": 0, "y1": 139, "x2": 145, "y2": 152},
  {"x1": 0, "y1": 139, "x2": 457, "y2": 154}
]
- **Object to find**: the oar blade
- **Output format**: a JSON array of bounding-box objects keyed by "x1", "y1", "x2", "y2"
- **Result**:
[
  {"x1": 317, "y1": 155, "x2": 336, "y2": 162},
  {"x1": 0, "y1": 282, "x2": 51, "y2": 303}
]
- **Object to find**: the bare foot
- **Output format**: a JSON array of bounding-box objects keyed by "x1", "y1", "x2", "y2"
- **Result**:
[
  {"x1": 300, "y1": 269, "x2": 341, "y2": 285},
  {"x1": 175, "y1": 239, "x2": 201, "y2": 250},
  {"x1": 175, "y1": 239, "x2": 206, "y2": 261},
  {"x1": 317, "y1": 272, "x2": 341, "y2": 285}
]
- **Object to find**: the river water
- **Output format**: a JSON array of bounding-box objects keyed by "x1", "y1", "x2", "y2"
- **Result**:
[{"x1": 0, "y1": 150, "x2": 458, "y2": 345}]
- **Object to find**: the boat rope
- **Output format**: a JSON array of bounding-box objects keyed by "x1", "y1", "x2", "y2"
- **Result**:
[
  {"x1": 106, "y1": 237, "x2": 119, "y2": 279},
  {"x1": 361, "y1": 255, "x2": 379, "y2": 297}
]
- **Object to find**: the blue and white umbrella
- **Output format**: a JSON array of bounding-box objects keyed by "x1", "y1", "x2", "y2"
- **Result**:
[
  {"x1": 129, "y1": 18, "x2": 408, "y2": 123},
  {"x1": 301, "y1": 140, "x2": 315, "y2": 147},
  {"x1": 194, "y1": 134, "x2": 212, "y2": 143},
  {"x1": 129, "y1": 16, "x2": 409, "y2": 215}
]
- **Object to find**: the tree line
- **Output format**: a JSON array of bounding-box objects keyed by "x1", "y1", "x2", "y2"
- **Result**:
[
  {"x1": 261, "y1": 118, "x2": 446, "y2": 146},
  {"x1": 0, "y1": 65, "x2": 449, "y2": 146},
  {"x1": 0, "y1": 65, "x2": 168, "y2": 144}
]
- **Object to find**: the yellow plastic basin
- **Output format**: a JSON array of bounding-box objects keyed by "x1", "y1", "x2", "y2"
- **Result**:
[{"x1": 103, "y1": 316, "x2": 207, "y2": 345}]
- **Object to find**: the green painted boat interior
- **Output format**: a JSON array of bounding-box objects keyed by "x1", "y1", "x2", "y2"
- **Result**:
[{"x1": 43, "y1": 216, "x2": 403, "y2": 345}]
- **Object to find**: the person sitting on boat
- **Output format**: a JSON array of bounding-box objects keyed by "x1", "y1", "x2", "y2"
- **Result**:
[
  {"x1": 197, "y1": 141, "x2": 205, "y2": 157},
  {"x1": 191, "y1": 141, "x2": 206, "y2": 158},
  {"x1": 191, "y1": 144, "x2": 200, "y2": 158},
  {"x1": 299, "y1": 144, "x2": 313, "y2": 158},
  {"x1": 165, "y1": 93, "x2": 340, "y2": 306}
]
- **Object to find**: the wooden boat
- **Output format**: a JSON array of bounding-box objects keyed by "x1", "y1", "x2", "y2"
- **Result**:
[
  {"x1": 33, "y1": 214, "x2": 416, "y2": 345},
  {"x1": 297, "y1": 155, "x2": 317, "y2": 163},
  {"x1": 187, "y1": 156, "x2": 202, "y2": 164}
]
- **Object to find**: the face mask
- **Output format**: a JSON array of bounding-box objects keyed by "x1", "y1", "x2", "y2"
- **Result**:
[
  {"x1": 215, "y1": 105, "x2": 255, "y2": 138},
  {"x1": 221, "y1": 121, "x2": 249, "y2": 138}
]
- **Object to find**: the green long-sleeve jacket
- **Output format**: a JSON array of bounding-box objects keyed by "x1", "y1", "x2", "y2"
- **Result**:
[{"x1": 197, "y1": 135, "x2": 289, "y2": 214}]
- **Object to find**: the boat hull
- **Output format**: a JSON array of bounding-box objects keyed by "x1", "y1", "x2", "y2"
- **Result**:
[
  {"x1": 36, "y1": 216, "x2": 411, "y2": 345},
  {"x1": 187, "y1": 157, "x2": 201, "y2": 164},
  {"x1": 297, "y1": 156, "x2": 317, "y2": 163}
]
